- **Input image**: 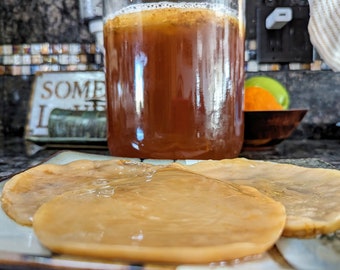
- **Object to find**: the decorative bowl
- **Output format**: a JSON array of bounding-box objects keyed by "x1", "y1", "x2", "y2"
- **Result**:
[{"x1": 243, "y1": 109, "x2": 308, "y2": 150}]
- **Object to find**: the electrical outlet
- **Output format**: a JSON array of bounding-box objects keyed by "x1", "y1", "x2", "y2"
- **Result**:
[{"x1": 246, "y1": 0, "x2": 313, "y2": 64}]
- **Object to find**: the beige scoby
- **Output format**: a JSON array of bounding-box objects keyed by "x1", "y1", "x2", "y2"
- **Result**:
[
  {"x1": 32, "y1": 167, "x2": 286, "y2": 264},
  {"x1": 1, "y1": 159, "x2": 162, "y2": 226},
  {"x1": 175, "y1": 158, "x2": 340, "y2": 238}
]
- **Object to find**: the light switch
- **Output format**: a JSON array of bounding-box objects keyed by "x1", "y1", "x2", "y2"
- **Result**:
[{"x1": 266, "y1": 7, "x2": 293, "y2": 30}]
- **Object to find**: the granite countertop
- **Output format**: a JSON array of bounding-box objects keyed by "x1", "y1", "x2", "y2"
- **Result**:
[{"x1": 1, "y1": 137, "x2": 340, "y2": 181}]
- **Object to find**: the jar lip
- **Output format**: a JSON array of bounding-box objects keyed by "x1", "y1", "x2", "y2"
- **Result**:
[{"x1": 103, "y1": 2, "x2": 239, "y2": 23}]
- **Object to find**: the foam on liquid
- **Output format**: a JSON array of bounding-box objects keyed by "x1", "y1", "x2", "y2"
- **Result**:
[{"x1": 104, "y1": 1, "x2": 238, "y2": 22}]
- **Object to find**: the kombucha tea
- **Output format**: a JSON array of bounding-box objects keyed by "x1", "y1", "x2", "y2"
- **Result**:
[{"x1": 104, "y1": 3, "x2": 244, "y2": 159}]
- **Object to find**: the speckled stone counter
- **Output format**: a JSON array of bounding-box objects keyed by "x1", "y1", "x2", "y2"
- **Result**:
[
  {"x1": 1, "y1": 137, "x2": 340, "y2": 182},
  {"x1": 0, "y1": 0, "x2": 93, "y2": 44}
]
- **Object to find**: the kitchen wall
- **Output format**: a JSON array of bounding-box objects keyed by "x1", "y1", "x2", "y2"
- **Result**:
[
  {"x1": 0, "y1": 0, "x2": 101, "y2": 137},
  {"x1": 1, "y1": 0, "x2": 340, "y2": 140}
]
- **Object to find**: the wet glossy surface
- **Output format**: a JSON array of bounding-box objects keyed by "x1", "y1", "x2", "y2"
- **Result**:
[{"x1": 1, "y1": 150, "x2": 340, "y2": 269}]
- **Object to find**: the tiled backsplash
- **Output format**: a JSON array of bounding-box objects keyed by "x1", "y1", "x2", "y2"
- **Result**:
[
  {"x1": 245, "y1": 40, "x2": 332, "y2": 73},
  {"x1": 0, "y1": 41, "x2": 331, "y2": 77},
  {"x1": 0, "y1": 43, "x2": 102, "y2": 76}
]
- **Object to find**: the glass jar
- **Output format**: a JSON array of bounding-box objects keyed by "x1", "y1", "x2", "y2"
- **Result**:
[{"x1": 103, "y1": 0, "x2": 245, "y2": 159}]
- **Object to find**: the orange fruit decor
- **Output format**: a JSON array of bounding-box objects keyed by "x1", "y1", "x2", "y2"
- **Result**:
[
  {"x1": 245, "y1": 76, "x2": 290, "y2": 109},
  {"x1": 244, "y1": 86, "x2": 284, "y2": 111}
]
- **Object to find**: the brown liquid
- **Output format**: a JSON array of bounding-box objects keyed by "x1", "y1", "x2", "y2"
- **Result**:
[{"x1": 104, "y1": 5, "x2": 244, "y2": 159}]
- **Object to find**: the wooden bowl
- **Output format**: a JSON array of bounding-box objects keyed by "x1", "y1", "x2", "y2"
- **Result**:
[{"x1": 243, "y1": 109, "x2": 308, "y2": 150}]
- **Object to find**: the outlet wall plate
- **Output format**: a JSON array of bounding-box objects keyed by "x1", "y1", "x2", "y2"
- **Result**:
[{"x1": 246, "y1": 0, "x2": 313, "y2": 64}]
